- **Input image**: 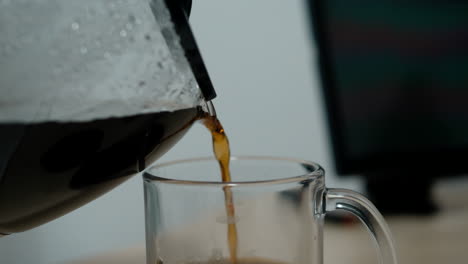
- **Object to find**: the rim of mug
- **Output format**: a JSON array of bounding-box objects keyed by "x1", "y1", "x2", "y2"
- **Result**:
[{"x1": 143, "y1": 155, "x2": 324, "y2": 187}]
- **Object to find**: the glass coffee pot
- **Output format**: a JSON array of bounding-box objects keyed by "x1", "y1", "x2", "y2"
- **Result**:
[{"x1": 0, "y1": 0, "x2": 215, "y2": 235}]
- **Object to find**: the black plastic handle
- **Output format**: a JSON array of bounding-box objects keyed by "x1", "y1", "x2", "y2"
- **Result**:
[
  {"x1": 164, "y1": 0, "x2": 217, "y2": 101},
  {"x1": 178, "y1": 0, "x2": 193, "y2": 16}
]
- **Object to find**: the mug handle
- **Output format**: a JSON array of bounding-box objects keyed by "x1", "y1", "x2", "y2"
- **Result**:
[{"x1": 324, "y1": 188, "x2": 398, "y2": 264}]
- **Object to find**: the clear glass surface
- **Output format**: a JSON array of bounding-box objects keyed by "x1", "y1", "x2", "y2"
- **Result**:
[
  {"x1": 0, "y1": 0, "x2": 202, "y2": 123},
  {"x1": 143, "y1": 156, "x2": 397, "y2": 264}
]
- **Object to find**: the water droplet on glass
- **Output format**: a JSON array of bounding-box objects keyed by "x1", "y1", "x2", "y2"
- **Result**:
[
  {"x1": 157, "y1": 257, "x2": 164, "y2": 264},
  {"x1": 80, "y1": 47, "x2": 88, "y2": 54},
  {"x1": 52, "y1": 66, "x2": 63, "y2": 75},
  {"x1": 48, "y1": 49, "x2": 59, "y2": 57},
  {"x1": 151, "y1": 73, "x2": 160, "y2": 80},
  {"x1": 95, "y1": 40, "x2": 102, "y2": 47},
  {"x1": 120, "y1": 30, "x2": 127, "y2": 37},
  {"x1": 3, "y1": 44, "x2": 13, "y2": 55},
  {"x1": 86, "y1": 7, "x2": 97, "y2": 16},
  {"x1": 212, "y1": 249, "x2": 223, "y2": 261},
  {"x1": 145, "y1": 34, "x2": 151, "y2": 41},
  {"x1": 135, "y1": 18, "x2": 143, "y2": 25},
  {"x1": 169, "y1": 65, "x2": 177, "y2": 74},
  {"x1": 20, "y1": 35, "x2": 33, "y2": 44},
  {"x1": 128, "y1": 14, "x2": 136, "y2": 23},
  {"x1": 71, "y1": 22, "x2": 80, "y2": 31},
  {"x1": 125, "y1": 23, "x2": 133, "y2": 31},
  {"x1": 104, "y1": 51, "x2": 112, "y2": 60},
  {"x1": 113, "y1": 43, "x2": 122, "y2": 51}
]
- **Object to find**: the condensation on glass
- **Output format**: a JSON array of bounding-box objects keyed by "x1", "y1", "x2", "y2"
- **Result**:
[{"x1": 0, "y1": 0, "x2": 203, "y2": 123}]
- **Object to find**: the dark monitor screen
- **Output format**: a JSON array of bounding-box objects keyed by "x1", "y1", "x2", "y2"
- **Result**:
[{"x1": 308, "y1": 0, "x2": 468, "y2": 175}]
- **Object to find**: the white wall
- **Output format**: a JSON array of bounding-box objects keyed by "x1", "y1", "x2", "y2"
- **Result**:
[{"x1": 0, "y1": 1, "x2": 361, "y2": 263}]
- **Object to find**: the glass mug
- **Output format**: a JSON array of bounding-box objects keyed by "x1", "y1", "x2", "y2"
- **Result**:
[{"x1": 143, "y1": 156, "x2": 397, "y2": 264}]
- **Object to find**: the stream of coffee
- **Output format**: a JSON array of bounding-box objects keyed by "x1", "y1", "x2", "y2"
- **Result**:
[{"x1": 201, "y1": 113, "x2": 238, "y2": 264}]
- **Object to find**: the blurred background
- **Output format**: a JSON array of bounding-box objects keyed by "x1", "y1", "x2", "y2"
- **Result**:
[{"x1": 2, "y1": 0, "x2": 468, "y2": 263}]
